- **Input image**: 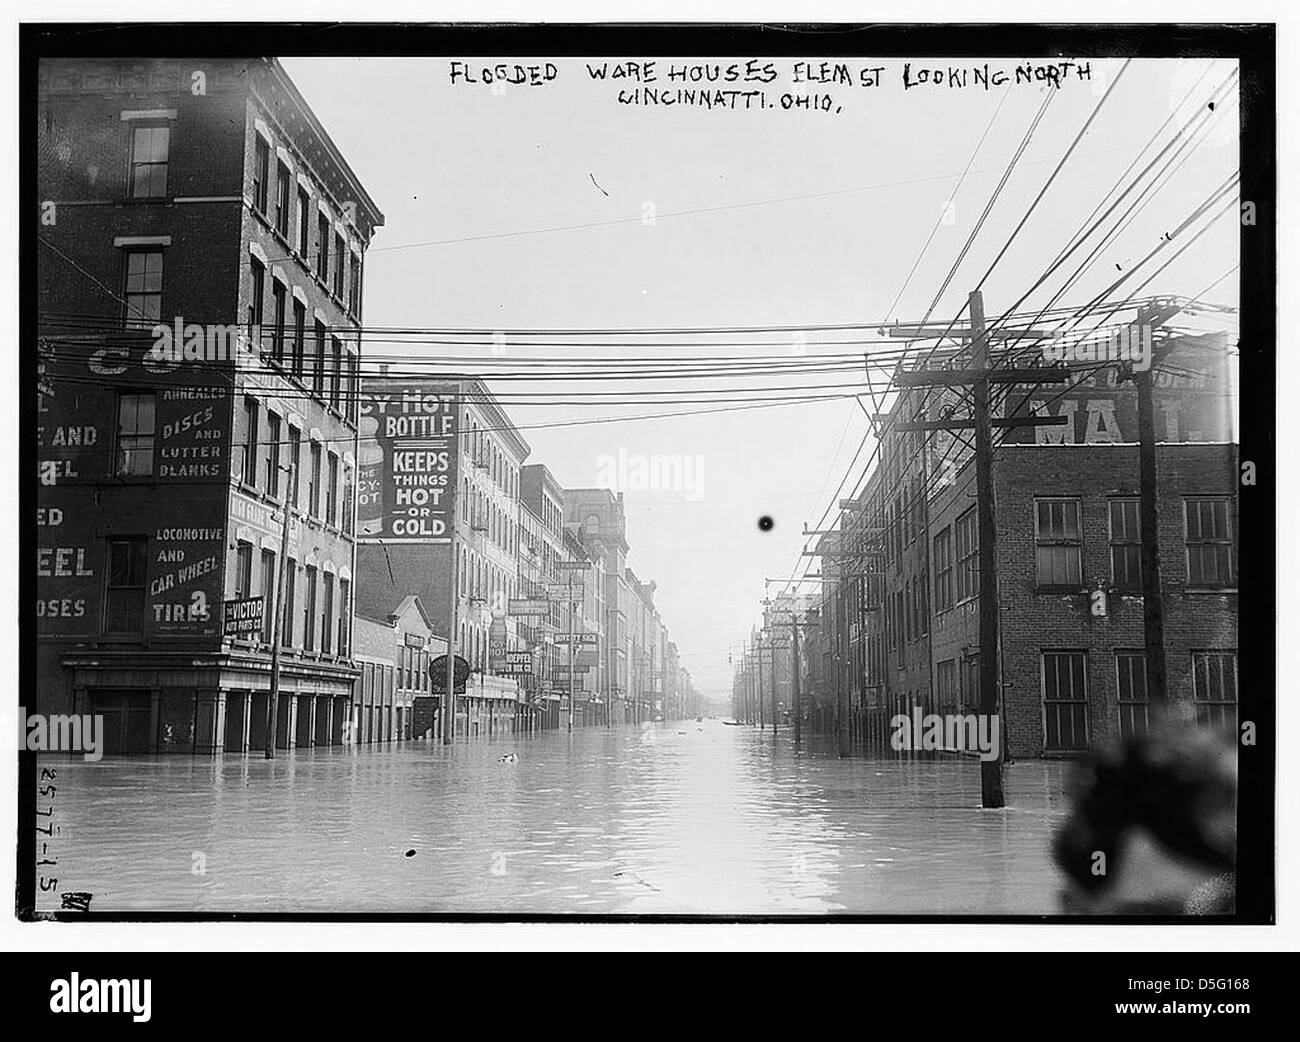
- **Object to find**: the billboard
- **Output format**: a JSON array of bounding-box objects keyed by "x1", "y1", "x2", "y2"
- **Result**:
[{"x1": 356, "y1": 383, "x2": 459, "y2": 543}]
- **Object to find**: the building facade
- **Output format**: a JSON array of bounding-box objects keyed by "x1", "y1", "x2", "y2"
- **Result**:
[{"x1": 36, "y1": 57, "x2": 383, "y2": 753}]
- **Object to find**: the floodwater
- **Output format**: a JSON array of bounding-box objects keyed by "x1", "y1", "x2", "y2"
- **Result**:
[{"x1": 39, "y1": 721, "x2": 1074, "y2": 915}]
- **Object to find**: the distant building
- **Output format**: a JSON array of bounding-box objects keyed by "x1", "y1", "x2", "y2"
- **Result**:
[{"x1": 351, "y1": 594, "x2": 447, "y2": 743}]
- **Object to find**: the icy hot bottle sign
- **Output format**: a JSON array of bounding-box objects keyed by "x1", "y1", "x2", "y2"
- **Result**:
[{"x1": 358, "y1": 385, "x2": 459, "y2": 543}]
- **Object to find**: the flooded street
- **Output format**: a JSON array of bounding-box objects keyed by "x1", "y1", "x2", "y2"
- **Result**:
[{"x1": 45, "y1": 721, "x2": 1074, "y2": 915}]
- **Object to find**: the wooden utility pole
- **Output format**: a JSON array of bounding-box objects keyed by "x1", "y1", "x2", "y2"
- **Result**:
[
  {"x1": 792, "y1": 615, "x2": 802, "y2": 746},
  {"x1": 443, "y1": 388, "x2": 461, "y2": 744},
  {"x1": 888, "y1": 290, "x2": 1070, "y2": 808},
  {"x1": 969, "y1": 290, "x2": 1003, "y2": 808},
  {"x1": 566, "y1": 570, "x2": 577, "y2": 733},
  {"x1": 265, "y1": 461, "x2": 296, "y2": 760}
]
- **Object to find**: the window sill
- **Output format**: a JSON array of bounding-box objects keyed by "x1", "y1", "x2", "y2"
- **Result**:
[
  {"x1": 1034, "y1": 586, "x2": 1087, "y2": 595},
  {"x1": 1184, "y1": 586, "x2": 1238, "y2": 595}
]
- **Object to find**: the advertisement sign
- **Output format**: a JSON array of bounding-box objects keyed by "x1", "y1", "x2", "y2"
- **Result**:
[
  {"x1": 357, "y1": 383, "x2": 459, "y2": 543},
  {"x1": 222, "y1": 597, "x2": 264, "y2": 636},
  {"x1": 430, "y1": 654, "x2": 471, "y2": 692},
  {"x1": 509, "y1": 598, "x2": 550, "y2": 617},
  {"x1": 554, "y1": 633, "x2": 599, "y2": 646},
  {"x1": 544, "y1": 582, "x2": 584, "y2": 599},
  {"x1": 554, "y1": 560, "x2": 588, "y2": 572}
]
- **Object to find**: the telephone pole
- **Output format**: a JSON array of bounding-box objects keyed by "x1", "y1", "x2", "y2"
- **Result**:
[
  {"x1": 265, "y1": 461, "x2": 296, "y2": 760},
  {"x1": 443, "y1": 387, "x2": 461, "y2": 744},
  {"x1": 888, "y1": 289, "x2": 1070, "y2": 808}
]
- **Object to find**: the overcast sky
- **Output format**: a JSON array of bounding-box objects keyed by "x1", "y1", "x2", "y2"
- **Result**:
[{"x1": 281, "y1": 55, "x2": 1239, "y2": 698}]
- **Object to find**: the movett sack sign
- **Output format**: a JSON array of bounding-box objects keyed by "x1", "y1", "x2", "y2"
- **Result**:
[{"x1": 356, "y1": 383, "x2": 459, "y2": 543}]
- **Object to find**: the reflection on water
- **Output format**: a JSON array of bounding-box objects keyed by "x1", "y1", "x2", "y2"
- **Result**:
[{"x1": 44, "y1": 721, "x2": 1072, "y2": 914}]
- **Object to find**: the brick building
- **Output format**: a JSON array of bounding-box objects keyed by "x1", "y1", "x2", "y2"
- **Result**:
[
  {"x1": 816, "y1": 327, "x2": 1237, "y2": 758},
  {"x1": 352, "y1": 594, "x2": 447, "y2": 743},
  {"x1": 36, "y1": 57, "x2": 383, "y2": 753}
]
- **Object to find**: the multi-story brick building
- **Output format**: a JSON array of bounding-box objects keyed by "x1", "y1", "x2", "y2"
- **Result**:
[
  {"x1": 36, "y1": 57, "x2": 383, "y2": 753},
  {"x1": 815, "y1": 327, "x2": 1238, "y2": 758},
  {"x1": 352, "y1": 594, "x2": 447, "y2": 743},
  {"x1": 355, "y1": 378, "x2": 526, "y2": 739}
]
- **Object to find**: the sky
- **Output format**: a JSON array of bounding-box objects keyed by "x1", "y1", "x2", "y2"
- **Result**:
[{"x1": 280, "y1": 55, "x2": 1240, "y2": 699}]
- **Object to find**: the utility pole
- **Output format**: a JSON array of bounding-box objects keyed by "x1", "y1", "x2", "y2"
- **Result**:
[
  {"x1": 792, "y1": 615, "x2": 802, "y2": 746},
  {"x1": 567, "y1": 569, "x2": 577, "y2": 733},
  {"x1": 888, "y1": 290, "x2": 1070, "y2": 808},
  {"x1": 265, "y1": 460, "x2": 296, "y2": 760},
  {"x1": 443, "y1": 387, "x2": 461, "y2": 745},
  {"x1": 969, "y1": 290, "x2": 1003, "y2": 808}
]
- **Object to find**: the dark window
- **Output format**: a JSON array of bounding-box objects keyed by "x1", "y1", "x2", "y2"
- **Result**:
[
  {"x1": 321, "y1": 571, "x2": 334, "y2": 655},
  {"x1": 349, "y1": 252, "x2": 361, "y2": 316},
  {"x1": 282, "y1": 559, "x2": 296, "y2": 647},
  {"x1": 309, "y1": 441, "x2": 322, "y2": 517},
  {"x1": 302, "y1": 565, "x2": 317, "y2": 652},
  {"x1": 330, "y1": 337, "x2": 343, "y2": 411},
  {"x1": 1191, "y1": 650, "x2": 1238, "y2": 730},
  {"x1": 271, "y1": 279, "x2": 286, "y2": 363},
  {"x1": 291, "y1": 298, "x2": 306, "y2": 378},
  {"x1": 933, "y1": 528, "x2": 952, "y2": 612},
  {"x1": 338, "y1": 579, "x2": 351, "y2": 656},
  {"x1": 955, "y1": 508, "x2": 979, "y2": 602},
  {"x1": 234, "y1": 541, "x2": 253, "y2": 600},
  {"x1": 260, "y1": 549, "x2": 276, "y2": 644},
  {"x1": 346, "y1": 352, "x2": 359, "y2": 424},
  {"x1": 274, "y1": 161, "x2": 291, "y2": 237},
  {"x1": 332, "y1": 232, "x2": 345, "y2": 298},
  {"x1": 1042, "y1": 651, "x2": 1089, "y2": 751},
  {"x1": 241, "y1": 397, "x2": 259, "y2": 487},
  {"x1": 264, "y1": 412, "x2": 281, "y2": 498},
  {"x1": 326, "y1": 453, "x2": 339, "y2": 526},
  {"x1": 104, "y1": 537, "x2": 147, "y2": 634},
  {"x1": 317, "y1": 213, "x2": 330, "y2": 281},
  {"x1": 252, "y1": 135, "x2": 270, "y2": 213},
  {"x1": 287, "y1": 426, "x2": 301, "y2": 507},
  {"x1": 313, "y1": 320, "x2": 326, "y2": 395},
  {"x1": 115, "y1": 391, "x2": 155, "y2": 476},
  {"x1": 1116, "y1": 651, "x2": 1148, "y2": 741},
  {"x1": 297, "y1": 187, "x2": 310, "y2": 255},
  {"x1": 247, "y1": 257, "x2": 265, "y2": 347},
  {"x1": 1109, "y1": 499, "x2": 1142, "y2": 590},
  {"x1": 129, "y1": 124, "x2": 169, "y2": 198},
  {"x1": 1035, "y1": 498, "x2": 1082, "y2": 587},
  {"x1": 123, "y1": 250, "x2": 163, "y2": 329},
  {"x1": 1185, "y1": 498, "x2": 1235, "y2": 587}
]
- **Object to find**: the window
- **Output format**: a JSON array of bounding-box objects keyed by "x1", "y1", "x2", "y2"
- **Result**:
[
  {"x1": 241, "y1": 397, "x2": 259, "y2": 487},
  {"x1": 291, "y1": 299, "x2": 306, "y2": 378},
  {"x1": 282, "y1": 559, "x2": 296, "y2": 647},
  {"x1": 123, "y1": 250, "x2": 163, "y2": 329},
  {"x1": 253, "y1": 135, "x2": 270, "y2": 213},
  {"x1": 104, "y1": 537, "x2": 147, "y2": 634},
  {"x1": 933, "y1": 528, "x2": 952, "y2": 612},
  {"x1": 317, "y1": 213, "x2": 330, "y2": 281},
  {"x1": 330, "y1": 337, "x2": 343, "y2": 411},
  {"x1": 955, "y1": 508, "x2": 979, "y2": 602},
  {"x1": 271, "y1": 279, "x2": 286, "y2": 363},
  {"x1": 346, "y1": 352, "x2": 359, "y2": 424},
  {"x1": 338, "y1": 579, "x2": 351, "y2": 656},
  {"x1": 321, "y1": 571, "x2": 334, "y2": 655},
  {"x1": 264, "y1": 413, "x2": 281, "y2": 497},
  {"x1": 274, "y1": 161, "x2": 291, "y2": 237},
  {"x1": 115, "y1": 391, "x2": 155, "y2": 476},
  {"x1": 342, "y1": 464, "x2": 354, "y2": 536},
  {"x1": 1035, "y1": 498, "x2": 1082, "y2": 587},
  {"x1": 1115, "y1": 651, "x2": 1148, "y2": 741},
  {"x1": 247, "y1": 256, "x2": 265, "y2": 346},
  {"x1": 1041, "y1": 651, "x2": 1089, "y2": 752},
  {"x1": 302, "y1": 565, "x2": 317, "y2": 651},
  {"x1": 260, "y1": 549, "x2": 276, "y2": 644},
  {"x1": 308, "y1": 441, "x2": 322, "y2": 517},
  {"x1": 287, "y1": 426, "x2": 301, "y2": 507},
  {"x1": 326, "y1": 453, "x2": 339, "y2": 526},
  {"x1": 333, "y1": 232, "x2": 345, "y2": 298},
  {"x1": 1185, "y1": 497, "x2": 1235, "y2": 587},
  {"x1": 348, "y1": 251, "x2": 361, "y2": 316},
  {"x1": 128, "y1": 125, "x2": 169, "y2": 198},
  {"x1": 313, "y1": 320, "x2": 326, "y2": 395},
  {"x1": 936, "y1": 658, "x2": 958, "y2": 715},
  {"x1": 1109, "y1": 499, "x2": 1142, "y2": 591},
  {"x1": 297, "y1": 187, "x2": 311, "y2": 256},
  {"x1": 1191, "y1": 650, "x2": 1238, "y2": 730}
]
